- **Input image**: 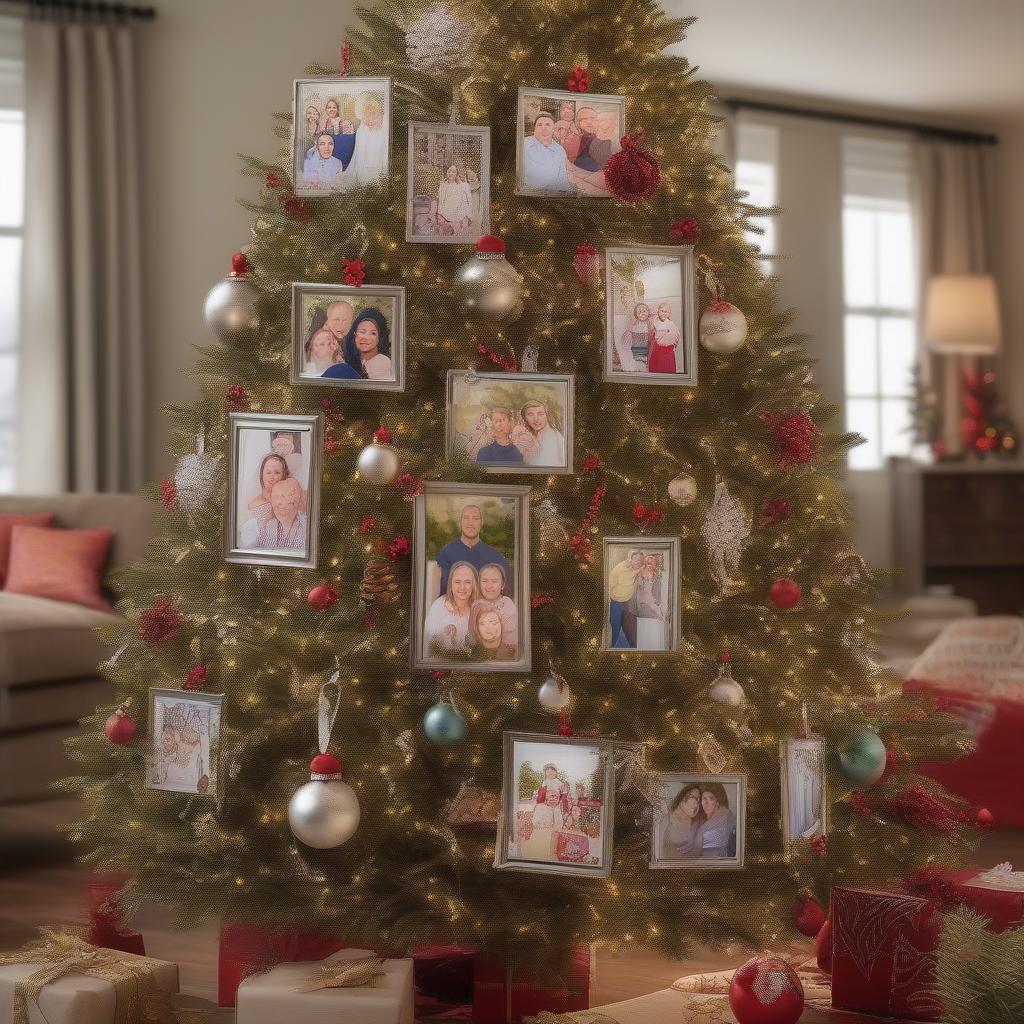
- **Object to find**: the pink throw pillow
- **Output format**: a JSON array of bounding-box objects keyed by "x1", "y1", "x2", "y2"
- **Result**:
[
  {"x1": 5, "y1": 524, "x2": 114, "y2": 611},
  {"x1": 0, "y1": 513, "x2": 55, "y2": 584}
]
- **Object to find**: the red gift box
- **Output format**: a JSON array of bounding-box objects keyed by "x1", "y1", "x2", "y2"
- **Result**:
[
  {"x1": 472, "y1": 945, "x2": 593, "y2": 1024},
  {"x1": 953, "y1": 865, "x2": 1024, "y2": 931},
  {"x1": 86, "y1": 874, "x2": 146, "y2": 956}
]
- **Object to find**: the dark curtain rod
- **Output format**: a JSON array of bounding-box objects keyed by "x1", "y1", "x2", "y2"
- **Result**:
[
  {"x1": 725, "y1": 97, "x2": 997, "y2": 146},
  {"x1": 1, "y1": 0, "x2": 156, "y2": 19}
]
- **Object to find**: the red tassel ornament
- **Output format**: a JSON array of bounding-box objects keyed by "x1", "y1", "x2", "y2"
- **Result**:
[{"x1": 604, "y1": 130, "x2": 661, "y2": 203}]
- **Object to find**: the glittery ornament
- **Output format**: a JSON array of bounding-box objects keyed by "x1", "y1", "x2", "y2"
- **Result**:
[
  {"x1": 699, "y1": 299, "x2": 748, "y2": 354},
  {"x1": 604, "y1": 129, "x2": 661, "y2": 202},
  {"x1": 728, "y1": 955, "x2": 805, "y2": 1024},
  {"x1": 697, "y1": 733, "x2": 728, "y2": 773},
  {"x1": 838, "y1": 726, "x2": 887, "y2": 786},
  {"x1": 173, "y1": 432, "x2": 219, "y2": 516},
  {"x1": 536, "y1": 498, "x2": 570, "y2": 559},
  {"x1": 701, "y1": 480, "x2": 751, "y2": 594},
  {"x1": 404, "y1": 2, "x2": 482, "y2": 73},
  {"x1": 667, "y1": 469, "x2": 698, "y2": 507},
  {"x1": 104, "y1": 701, "x2": 136, "y2": 746},
  {"x1": 357, "y1": 441, "x2": 400, "y2": 484},
  {"x1": 203, "y1": 252, "x2": 259, "y2": 346},
  {"x1": 708, "y1": 654, "x2": 746, "y2": 706},
  {"x1": 764, "y1": 411, "x2": 818, "y2": 468},
  {"x1": 454, "y1": 235, "x2": 524, "y2": 322}
]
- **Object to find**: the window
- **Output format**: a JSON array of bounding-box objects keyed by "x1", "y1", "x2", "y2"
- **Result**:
[
  {"x1": 735, "y1": 120, "x2": 778, "y2": 266},
  {"x1": 842, "y1": 136, "x2": 917, "y2": 471},
  {"x1": 0, "y1": 17, "x2": 24, "y2": 493}
]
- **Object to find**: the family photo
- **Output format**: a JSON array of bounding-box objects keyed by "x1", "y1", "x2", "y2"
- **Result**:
[
  {"x1": 602, "y1": 538, "x2": 680, "y2": 652},
  {"x1": 446, "y1": 370, "x2": 573, "y2": 474},
  {"x1": 495, "y1": 733, "x2": 614, "y2": 878},
  {"x1": 407, "y1": 122, "x2": 490, "y2": 244},
  {"x1": 515, "y1": 88, "x2": 626, "y2": 198},
  {"x1": 650, "y1": 773, "x2": 747, "y2": 869},
  {"x1": 780, "y1": 735, "x2": 827, "y2": 847},
  {"x1": 292, "y1": 77, "x2": 391, "y2": 195},
  {"x1": 411, "y1": 483, "x2": 531, "y2": 672},
  {"x1": 225, "y1": 412, "x2": 321, "y2": 569},
  {"x1": 146, "y1": 689, "x2": 223, "y2": 797},
  {"x1": 290, "y1": 282, "x2": 405, "y2": 390},
  {"x1": 604, "y1": 244, "x2": 697, "y2": 385}
]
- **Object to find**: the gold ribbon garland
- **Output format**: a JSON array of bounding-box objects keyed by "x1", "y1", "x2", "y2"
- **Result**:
[
  {"x1": 0, "y1": 927, "x2": 172, "y2": 1024},
  {"x1": 293, "y1": 953, "x2": 387, "y2": 992},
  {"x1": 525, "y1": 1013, "x2": 619, "y2": 1024}
]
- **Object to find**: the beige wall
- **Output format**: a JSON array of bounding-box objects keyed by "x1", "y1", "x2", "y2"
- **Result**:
[{"x1": 140, "y1": 0, "x2": 356, "y2": 475}]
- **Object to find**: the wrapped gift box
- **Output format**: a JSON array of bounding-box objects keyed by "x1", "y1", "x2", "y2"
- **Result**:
[
  {"x1": 0, "y1": 940, "x2": 178, "y2": 1024},
  {"x1": 235, "y1": 948, "x2": 413, "y2": 1024},
  {"x1": 472, "y1": 945, "x2": 592, "y2": 1024},
  {"x1": 954, "y1": 863, "x2": 1024, "y2": 931}
]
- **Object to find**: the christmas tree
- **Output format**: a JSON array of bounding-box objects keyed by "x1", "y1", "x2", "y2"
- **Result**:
[{"x1": 64, "y1": 0, "x2": 977, "y2": 984}]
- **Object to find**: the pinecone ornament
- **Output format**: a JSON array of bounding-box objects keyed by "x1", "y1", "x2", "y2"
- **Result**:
[{"x1": 360, "y1": 558, "x2": 400, "y2": 609}]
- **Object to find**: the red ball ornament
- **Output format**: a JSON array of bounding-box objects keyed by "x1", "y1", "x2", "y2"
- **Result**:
[
  {"x1": 815, "y1": 918, "x2": 833, "y2": 973},
  {"x1": 729, "y1": 955, "x2": 805, "y2": 1024},
  {"x1": 307, "y1": 583, "x2": 339, "y2": 610},
  {"x1": 604, "y1": 130, "x2": 661, "y2": 203},
  {"x1": 977, "y1": 807, "x2": 996, "y2": 829},
  {"x1": 792, "y1": 891, "x2": 826, "y2": 937},
  {"x1": 104, "y1": 704, "x2": 137, "y2": 746},
  {"x1": 769, "y1": 578, "x2": 802, "y2": 609}
]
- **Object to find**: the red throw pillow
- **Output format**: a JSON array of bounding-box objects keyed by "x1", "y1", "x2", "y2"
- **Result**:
[
  {"x1": 0, "y1": 513, "x2": 54, "y2": 585},
  {"x1": 4, "y1": 524, "x2": 114, "y2": 611}
]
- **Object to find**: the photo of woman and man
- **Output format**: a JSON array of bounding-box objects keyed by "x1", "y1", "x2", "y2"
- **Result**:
[
  {"x1": 146, "y1": 690, "x2": 222, "y2": 797},
  {"x1": 293, "y1": 78, "x2": 390, "y2": 194},
  {"x1": 418, "y1": 490, "x2": 525, "y2": 669},
  {"x1": 505, "y1": 739, "x2": 607, "y2": 870},
  {"x1": 605, "y1": 246, "x2": 696, "y2": 384},
  {"x1": 448, "y1": 372, "x2": 571, "y2": 473},
  {"x1": 651, "y1": 774, "x2": 746, "y2": 868},
  {"x1": 292, "y1": 284, "x2": 402, "y2": 387},
  {"x1": 408, "y1": 123, "x2": 489, "y2": 244},
  {"x1": 603, "y1": 541, "x2": 677, "y2": 652},
  {"x1": 517, "y1": 88, "x2": 625, "y2": 198}
]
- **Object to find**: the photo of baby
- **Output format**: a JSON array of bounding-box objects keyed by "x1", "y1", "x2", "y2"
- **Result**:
[
  {"x1": 516, "y1": 88, "x2": 626, "y2": 198},
  {"x1": 605, "y1": 244, "x2": 697, "y2": 385},
  {"x1": 146, "y1": 689, "x2": 223, "y2": 797},
  {"x1": 407, "y1": 123, "x2": 489, "y2": 244},
  {"x1": 650, "y1": 772, "x2": 746, "y2": 869},
  {"x1": 447, "y1": 371, "x2": 573, "y2": 474}
]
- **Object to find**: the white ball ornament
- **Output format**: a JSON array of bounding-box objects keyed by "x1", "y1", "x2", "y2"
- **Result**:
[
  {"x1": 288, "y1": 753, "x2": 361, "y2": 849},
  {"x1": 404, "y1": 2, "x2": 482, "y2": 73},
  {"x1": 537, "y1": 675, "x2": 572, "y2": 712},
  {"x1": 173, "y1": 449, "x2": 219, "y2": 515},
  {"x1": 453, "y1": 235, "x2": 524, "y2": 322},
  {"x1": 357, "y1": 442, "x2": 400, "y2": 485},
  {"x1": 708, "y1": 656, "x2": 746, "y2": 706},
  {"x1": 203, "y1": 252, "x2": 259, "y2": 346},
  {"x1": 667, "y1": 469, "x2": 698, "y2": 508},
  {"x1": 699, "y1": 299, "x2": 748, "y2": 355}
]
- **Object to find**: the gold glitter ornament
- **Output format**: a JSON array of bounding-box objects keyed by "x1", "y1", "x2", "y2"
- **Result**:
[{"x1": 403, "y1": 2, "x2": 483, "y2": 73}]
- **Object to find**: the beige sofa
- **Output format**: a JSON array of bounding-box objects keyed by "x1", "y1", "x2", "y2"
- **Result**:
[{"x1": 0, "y1": 493, "x2": 153, "y2": 803}]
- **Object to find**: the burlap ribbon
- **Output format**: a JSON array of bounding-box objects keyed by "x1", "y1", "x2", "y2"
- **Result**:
[
  {"x1": 524, "y1": 1013, "x2": 618, "y2": 1024},
  {"x1": 293, "y1": 953, "x2": 386, "y2": 992},
  {"x1": 0, "y1": 927, "x2": 172, "y2": 1024}
]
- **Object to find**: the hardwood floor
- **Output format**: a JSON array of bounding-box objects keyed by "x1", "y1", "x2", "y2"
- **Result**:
[{"x1": 3, "y1": 798, "x2": 1023, "y2": 1007}]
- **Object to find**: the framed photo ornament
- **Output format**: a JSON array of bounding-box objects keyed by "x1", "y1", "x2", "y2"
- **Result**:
[
  {"x1": 145, "y1": 688, "x2": 224, "y2": 798},
  {"x1": 601, "y1": 536, "x2": 681, "y2": 653},
  {"x1": 780, "y1": 732, "x2": 827, "y2": 850}
]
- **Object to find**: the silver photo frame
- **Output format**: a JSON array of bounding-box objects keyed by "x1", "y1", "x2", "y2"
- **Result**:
[
  {"x1": 290, "y1": 282, "x2": 406, "y2": 391},
  {"x1": 601, "y1": 536, "x2": 681, "y2": 653},
  {"x1": 146, "y1": 688, "x2": 224, "y2": 798},
  {"x1": 406, "y1": 122, "x2": 491, "y2": 244},
  {"x1": 225, "y1": 411, "x2": 321, "y2": 569},
  {"x1": 292, "y1": 76, "x2": 392, "y2": 197},
  {"x1": 411, "y1": 481, "x2": 531, "y2": 673},
  {"x1": 494, "y1": 730, "x2": 616, "y2": 878},
  {"x1": 604, "y1": 243, "x2": 698, "y2": 386},
  {"x1": 649, "y1": 772, "x2": 747, "y2": 870},
  {"x1": 445, "y1": 370, "x2": 574, "y2": 475},
  {"x1": 780, "y1": 735, "x2": 828, "y2": 850},
  {"x1": 514, "y1": 86, "x2": 626, "y2": 199}
]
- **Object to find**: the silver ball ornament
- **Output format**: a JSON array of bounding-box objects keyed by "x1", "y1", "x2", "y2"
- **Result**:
[
  {"x1": 173, "y1": 451, "x2": 220, "y2": 515},
  {"x1": 203, "y1": 275, "x2": 260, "y2": 346},
  {"x1": 537, "y1": 675, "x2": 572, "y2": 712},
  {"x1": 454, "y1": 241, "x2": 524, "y2": 322},
  {"x1": 708, "y1": 660, "x2": 746, "y2": 706},
  {"x1": 423, "y1": 699, "x2": 467, "y2": 747},
  {"x1": 667, "y1": 470, "x2": 698, "y2": 508},
  {"x1": 288, "y1": 756, "x2": 361, "y2": 849},
  {"x1": 699, "y1": 300, "x2": 748, "y2": 355},
  {"x1": 357, "y1": 442, "x2": 399, "y2": 485}
]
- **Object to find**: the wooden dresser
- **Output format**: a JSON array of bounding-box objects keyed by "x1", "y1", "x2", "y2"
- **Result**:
[{"x1": 890, "y1": 458, "x2": 1024, "y2": 614}]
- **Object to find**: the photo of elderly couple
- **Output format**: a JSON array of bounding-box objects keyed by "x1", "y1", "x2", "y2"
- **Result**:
[
  {"x1": 413, "y1": 484, "x2": 531, "y2": 673},
  {"x1": 293, "y1": 77, "x2": 390, "y2": 195},
  {"x1": 291, "y1": 283, "x2": 405, "y2": 390},
  {"x1": 146, "y1": 689, "x2": 223, "y2": 798},
  {"x1": 651, "y1": 773, "x2": 747, "y2": 869},
  {"x1": 603, "y1": 539, "x2": 680, "y2": 652}
]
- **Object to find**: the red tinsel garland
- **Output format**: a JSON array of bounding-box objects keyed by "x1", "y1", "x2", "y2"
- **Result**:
[
  {"x1": 342, "y1": 258, "x2": 366, "y2": 287},
  {"x1": 357, "y1": 515, "x2": 378, "y2": 535},
  {"x1": 225, "y1": 385, "x2": 250, "y2": 411},
  {"x1": 160, "y1": 477, "x2": 176, "y2": 509},
  {"x1": 580, "y1": 452, "x2": 602, "y2": 474},
  {"x1": 388, "y1": 534, "x2": 411, "y2": 561},
  {"x1": 759, "y1": 497, "x2": 792, "y2": 525},
  {"x1": 139, "y1": 596, "x2": 181, "y2": 648},
  {"x1": 566, "y1": 65, "x2": 590, "y2": 92},
  {"x1": 396, "y1": 473, "x2": 424, "y2": 500},
  {"x1": 669, "y1": 216, "x2": 701, "y2": 243},
  {"x1": 475, "y1": 340, "x2": 516, "y2": 372},
  {"x1": 763, "y1": 411, "x2": 818, "y2": 468},
  {"x1": 631, "y1": 501, "x2": 666, "y2": 530},
  {"x1": 183, "y1": 665, "x2": 208, "y2": 691}
]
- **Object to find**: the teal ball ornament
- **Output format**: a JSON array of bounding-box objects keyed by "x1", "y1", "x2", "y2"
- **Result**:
[
  {"x1": 839, "y1": 726, "x2": 887, "y2": 786},
  {"x1": 423, "y1": 700, "x2": 467, "y2": 747}
]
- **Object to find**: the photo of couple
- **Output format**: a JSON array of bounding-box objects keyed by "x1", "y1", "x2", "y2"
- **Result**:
[
  {"x1": 605, "y1": 245, "x2": 697, "y2": 385},
  {"x1": 291, "y1": 283, "x2": 405, "y2": 390},
  {"x1": 447, "y1": 371, "x2": 572, "y2": 474},
  {"x1": 146, "y1": 689, "x2": 223, "y2": 797},
  {"x1": 226, "y1": 412, "x2": 321, "y2": 569},
  {"x1": 496, "y1": 733, "x2": 615, "y2": 878},
  {"x1": 650, "y1": 773, "x2": 747, "y2": 869},
  {"x1": 603, "y1": 539, "x2": 680, "y2": 652},
  {"x1": 293, "y1": 77, "x2": 391, "y2": 195},
  {"x1": 412, "y1": 484, "x2": 531, "y2": 672},
  {"x1": 780, "y1": 735, "x2": 827, "y2": 847},
  {"x1": 407, "y1": 123, "x2": 490, "y2": 244},
  {"x1": 516, "y1": 88, "x2": 626, "y2": 198}
]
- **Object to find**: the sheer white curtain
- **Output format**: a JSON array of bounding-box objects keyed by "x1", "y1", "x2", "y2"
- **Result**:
[{"x1": 17, "y1": 16, "x2": 145, "y2": 493}]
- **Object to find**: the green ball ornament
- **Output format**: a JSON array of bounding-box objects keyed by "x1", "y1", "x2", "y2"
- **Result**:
[
  {"x1": 423, "y1": 697, "x2": 467, "y2": 747},
  {"x1": 839, "y1": 726, "x2": 887, "y2": 786}
]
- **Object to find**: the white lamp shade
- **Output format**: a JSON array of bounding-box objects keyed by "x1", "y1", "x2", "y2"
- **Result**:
[{"x1": 924, "y1": 274, "x2": 1002, "y2": 355}]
